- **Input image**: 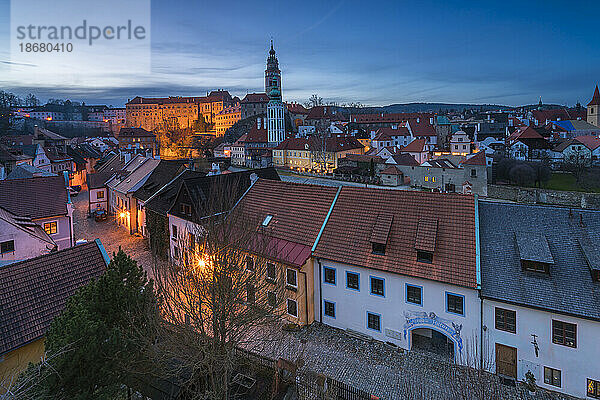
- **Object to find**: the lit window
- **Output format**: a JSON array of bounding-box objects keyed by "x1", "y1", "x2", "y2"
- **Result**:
[{"x1": 44, "y1": 221, "x2": 57, "y2": 235}]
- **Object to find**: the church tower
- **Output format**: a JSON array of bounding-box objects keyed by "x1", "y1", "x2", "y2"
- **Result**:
[
  {"x1": 266, "y1": 41, "x2": 285, "y2": 146},
  {"x1": 587, "y1": 85, "x2": 600, "y2": 127}
]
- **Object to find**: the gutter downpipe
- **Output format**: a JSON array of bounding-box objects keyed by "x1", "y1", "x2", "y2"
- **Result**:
[
  {"x1": 311, "y1": 186, "x2": 342, "y2": 324},
  {"x1": 474, "y1": 194, "x2": 483, "y2": 370}
]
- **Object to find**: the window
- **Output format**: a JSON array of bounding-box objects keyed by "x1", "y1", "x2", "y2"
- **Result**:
[
  {"x1": 446, "y1": 293, "x2": 464, "y2": 315},
  {"x1": 346, "y1": 271, "x2": 360, "y2": 291},
  {"x1": 180, "y1": 203, "x2": 192, "y2": 216},
  {"x1": 324, "y1": 267, "x2": 336, "y2": 285},
  {"x1": 266, "y1": 263, "x2": 276, "y2": 281},
  {"x1": 97, "y1": 191, "x2": 105, "y2": 199},
  {"x1": 371, "y1": 242, "x2": 386, "y2": 255},
  {"x1": 171, "y1": 224, "x2": 177, "y2": 239},
  {"x1": 370, "y1": 276, "x2": 385, "y2": 297},
  {"x1": 324, "y1": 300, "x2": 336, "y2": 318},
  {"x1": 44, "y1": 221, "x2": 57, "y2": 235},
  {"x1": 173, "y1": 246, "x2": 179, "y2": 259},
  {"x1": 406, "y1": 284, "x2": 422, "y2": 305},
  {"x1": 188, "y1": 233, "x2": 195, "y2": 250},
  {"x1": 367, "y1": 312, "x2": 381, "y2": 331},
  {"x1": 544, "y1": 367, "x2": 561, "y2": 387},
  {"x1": 286, "y1": 268, "x2": 297, "y2": 288},
  {"x1": 245, "y1": 256, "x2": 254, "y2": 271},
  {"x1": 246, "y1": 284, "x2": 255, "y2": 304},
  {"x1": 552, "y1": 320, "x2": 576, "y2": 348},
  {"x1": 424, "y1": 176, "x2": 429, "y2": 182},
  {"x1": 267, "y1": 291, "x2": 276, "y2": 307},
  {"x1": 495, "y1": 308, "x2": 516, "y2": 333},
  {"x1": 588, "y1": 379, "x2": 600, "y2": 398},
  {"x1": 471, "y1": 169, "x2": 477, "y2": 177},
  {"x1": 417, "y1": 250, "x2": 433, "y2": 264},
  {"x1": 521, "y1": 260, "x2": 550, "y2": 274},
  {"x1": 262, "y1": 214, "x2": 273, "y2": 227},
  {"x1": 1, "y1": 240, "x2": 15, "y2": 254},
  {"x1": 287, "y1": 298, "x2": 298, "y2": 317}
]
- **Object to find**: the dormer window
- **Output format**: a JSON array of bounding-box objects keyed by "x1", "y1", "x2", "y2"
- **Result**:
[
  {"x1": 370, "y1": 214, "x2": 393, "y2": 255},
  {"x1": 515, "y1": 232, "x2": 554, "y2": 275},
  {"x1": 417, "y1": 250, "x2": 433, "y2": 264},
  {"x1": 415, "y1": 218, "x2": 438, "y2": 264}
]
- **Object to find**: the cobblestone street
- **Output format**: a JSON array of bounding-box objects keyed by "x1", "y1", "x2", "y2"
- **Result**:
[{"x1": 72, "y1": 190, "x2": 156, "y2": 276}]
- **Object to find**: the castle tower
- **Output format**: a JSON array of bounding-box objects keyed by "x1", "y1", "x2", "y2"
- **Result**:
[
  {"x1": 587, "y1": 85, "x2": 600, "y2": 127},
  {"x1": 266, "y1": 41, "x2": 285, "y2": 146}
]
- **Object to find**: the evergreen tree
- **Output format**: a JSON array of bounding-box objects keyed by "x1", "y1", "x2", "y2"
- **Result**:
[{"x1": 24, "y1": 250, "x2": 157, "y2": 400}]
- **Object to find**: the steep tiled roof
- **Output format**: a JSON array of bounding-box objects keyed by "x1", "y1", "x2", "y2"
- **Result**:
[
  {"x1": 286, "y1": 103, "x2": 309, "y2": 114},
  {"x1": 234, "y1": 180, "x2": 339, "y2": 250},
  {"x1": 0, "y1": 206, "x2": 55, "y2": 246},
  {"x1": 388, "y1": 154, "x2": 419, "y2": 166},
  {"x1": 401, "y1": 139, "x2": 426, "y2": 153},
  {"x1": 0, "y1": 176, "x2": 68, "y2": 219},
  {"x1": 306, "y1": 106, "x2": 345, "y2": 121},
  {"x1": 133, "y1": 160, "x2": 189, "y2": 202},
  {"x1": 6, "y1": 164, "x2": 56, "y2": 179},
  {"x1": 373, "y1": 127, "x2": 410, "y2": 141},
  {"x1": 461, "y1": 151, "x2": 486, "y2": 166},
  {"x1": 507, "y1": 126, "x2": 545, "y2": 143},
  {"x1": 87, "y1": 154, "x2": 125, "y2": 189},
  {"x1": 479, "y1": 201, "x2": 600, "y2": 321},
  {"x1": 531, "y1": 109, "x2": 586, "y2": 124},
  {"x1": 344, "y1": 154, "x2": 385, "y2": 164},
  {"x1": 144, "y1": 170, "x2": 205, "y2": 215},
  {"x1": 406, "y1": 119, "x2": 437, "y2": 137},
  {"x1": 574, "y1": 135, "x2": 600, "y2": 151},
  {"x1": 588, "y1": 85, "x2": 600, "y2": 106},
  {"x1": 127, "y1": 91, "x2": 232, "y2": 105},
  {"x1": 111, "y1": 158, "x2": 160, "y2": 194},
  {"x1": 314, "y1": 188, "x2": 477, "y2": 288},
  {"x1": 380, "y1": 165, "x2": 403, "y2": 175},
  {"x1": 241, "y1": 93, "x2": 269, "y2": 103},
  {"x1": 0, "y1": 241, "x2": 107, "y2": 355}
]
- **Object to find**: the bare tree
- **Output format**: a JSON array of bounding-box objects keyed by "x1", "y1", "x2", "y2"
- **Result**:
[
  {"x1": 151, "y1": 179, "x2": 291, "y2": 399},
  {"x1": 304, "y1": 94, "x2": 323, "y2": 109}
]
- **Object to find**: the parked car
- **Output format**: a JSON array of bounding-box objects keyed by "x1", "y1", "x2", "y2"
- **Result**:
[
  {"x1": 94, "y1": 210, "x2": 107, "y2": 222},
  {"x1": 71, "y1": 185, "x2": 82, "y2": 192}
]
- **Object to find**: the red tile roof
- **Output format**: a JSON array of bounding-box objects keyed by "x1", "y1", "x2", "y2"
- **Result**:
[
  {"x1": 0, "y1": 241, "x2": 107, "y2": 355},
  {"x1": 314, "y1": 188, "x2": 477, "y2": 288},
  {"x1": 588, "y1": 85, "x2": 600, "y2": 106},
  {"x1": 507, "y1": 126, "x2": 545, "y2": 143},
  {"x1": 0, "y1": 176, "x2": 68, "y2": 219},
  {"x1": 306, "y1": 106, "x2": 345, "y2": 121},
  {"x1": 401, "y1": 139, "x2": 426, "y2": 153},
  {"x1": 373, "y1": 127, "x2": 410, "y2": 141},
  {"x1": 126, "y1": 91, "x2": 232, "y2": 105},
  {"x1": 406, "y1": 119, "x2": 437, "y2": 137},
  {"x1": 574, "y1": 135, "x2": 600, "y2": 151},
  {"x1": 461, "y1": 151, "x2": 486, "y2": 166},
  {"x1": 286, "y1": 102, "x2": 309, "y2": 114},
  {"x1": 531, "y1": 109, "x2": 586, "y2": 124},
  {"x1": 381, "y1": 166, "x2": 403, "y2": 175},
  {"x1": 233, "y1": 180, "x2": 339, "y2": 266},
  {"x1": 388, "y1": 154, "x2": 419, "y2": 166},
  {"x1": 241, "y1": 93, "x2": 269, "y2": 103}
]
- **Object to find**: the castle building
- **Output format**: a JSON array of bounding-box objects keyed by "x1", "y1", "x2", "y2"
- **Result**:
[
  {"x1": 266, "y1": 41, "x2": 286, "y2": 146},
  {"x1": 588, "y1": 85, "x2": 600, "y2": 128}
]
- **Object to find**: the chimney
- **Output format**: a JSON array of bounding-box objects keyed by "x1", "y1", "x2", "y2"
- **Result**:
[{"x1": 250, "y1": 172, "x2": 259, "y2": 185}]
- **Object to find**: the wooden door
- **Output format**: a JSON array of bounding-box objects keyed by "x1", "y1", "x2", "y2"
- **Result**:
[{"x1": 495, "y1": 343, "x2": 517, "y2": 378}]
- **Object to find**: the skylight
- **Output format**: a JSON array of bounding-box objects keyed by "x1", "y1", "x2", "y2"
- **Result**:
[{"x1": 262, "y1": 214, "x2": 273, "y2": 227}]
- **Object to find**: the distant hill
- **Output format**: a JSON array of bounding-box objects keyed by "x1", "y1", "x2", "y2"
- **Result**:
[{"x1": 350, "y1": 103, "x2": 513, "y2": 114}]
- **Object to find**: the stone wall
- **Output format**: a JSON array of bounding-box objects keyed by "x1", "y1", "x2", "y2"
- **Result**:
[{"x1": 487, "y1": 185, "x2": 600, "y2": 209}]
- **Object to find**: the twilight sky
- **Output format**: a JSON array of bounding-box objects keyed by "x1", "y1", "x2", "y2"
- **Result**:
[{"x1": 1, "y1": 0, "x2": 599, "y2": 107}]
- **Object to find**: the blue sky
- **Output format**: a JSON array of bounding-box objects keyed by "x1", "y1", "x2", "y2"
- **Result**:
[{"x1": 1, "y1": 0, "x2": 599, "y2": 107}]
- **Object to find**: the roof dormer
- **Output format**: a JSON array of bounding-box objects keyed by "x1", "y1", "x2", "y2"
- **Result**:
[
  {"x1": 515, "y1": 231, "x2": 554, "y2": 275},
  {"x1": 370, "y1": 213, "x2": 393, "y2": 255},
  {"x1": 415, "y1": 218, "x2": 438, "y2": 264}
]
